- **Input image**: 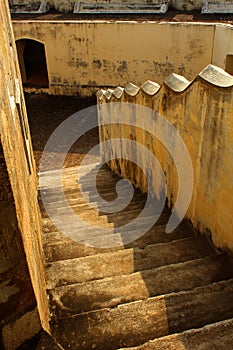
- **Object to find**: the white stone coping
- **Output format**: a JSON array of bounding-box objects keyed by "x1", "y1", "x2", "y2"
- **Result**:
[
  {"x1": 74, "y1": 1, "x2": 168, "y2": 14},
  {"x1": 10, "y1": 2, "x2": 50, "y2": 14},
  {"x1": 164, "y1": 73, "x2": 191, "y2": 92},
  {"x1": 141, "y1": 80, "x2": 161, "y2": 96},
  {"x1": 125, "y1": 82, "x2": 140, "y2": 97},
  {"x1": 199, "y1": 64, "x2": 233, "y2": 87},
  {"x1": 97, "y1": 64, "x2": 233, "y2": 101},
  {"x1": 202, "y1": 1, "x2": 233, "y2": 14}
]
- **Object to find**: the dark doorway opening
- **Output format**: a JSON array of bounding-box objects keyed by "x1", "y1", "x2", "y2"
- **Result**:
[{"x1": 16, "y1": 39, "x2": 49, "y2": 88}]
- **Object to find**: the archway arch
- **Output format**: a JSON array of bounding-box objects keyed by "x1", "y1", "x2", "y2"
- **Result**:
[{"x1": 16, "y1": 39, "x2": 49, "y2": 88}]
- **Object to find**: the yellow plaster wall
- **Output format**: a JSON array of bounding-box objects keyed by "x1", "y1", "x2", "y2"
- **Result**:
[
  {"x1": 97, "y1": 66, "x2": 233, "y2": 252},
  {"x1": 212, "y1": 24, "x2": 233, "y2": 71},
  {"x1": 12, "y1": 20, "x2": 215, "y2": 95},
  {"x1": 0, "y1": 0, "x2": 50, "y2": 343}
]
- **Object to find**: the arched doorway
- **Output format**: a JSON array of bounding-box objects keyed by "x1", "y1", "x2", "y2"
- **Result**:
[{"x1": 16, "y1": 39, "x2": 49, "y2": 88}]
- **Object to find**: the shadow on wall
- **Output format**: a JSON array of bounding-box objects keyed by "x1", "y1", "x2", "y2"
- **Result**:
[{"x1": 0, "y1": 144, "x2": 38, "y2": 349}]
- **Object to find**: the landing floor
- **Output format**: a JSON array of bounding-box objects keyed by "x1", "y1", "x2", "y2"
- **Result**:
[{"x1": 25, "y1": 94, "x2": 97, "y2": 171}]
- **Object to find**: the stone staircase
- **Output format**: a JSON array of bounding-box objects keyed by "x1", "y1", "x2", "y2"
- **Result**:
[{"x1": 40, "y1": 162, "x2": 233, "y2": 349}]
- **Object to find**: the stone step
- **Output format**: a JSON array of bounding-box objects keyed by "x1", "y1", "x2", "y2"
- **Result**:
[
  {"x1": 43, "y1": 224, "x2": 195, "y2": 262},
  {"x1": 40, "y1": 176, "x2": 136, "y2": 193},
  {"x1": 42, "y1": 203, "x2": 164, "y2": 224},
  {"x1": 41, "y1": 211, "x2": 170, "y2": 241},
  {"x1": 48, "y1": 253, "x2": 233, "y2": 317},
  {"x1": 51, "y1": 279, "x2": 233, "y2": 350},
  {"x1": 40, "y1": 198, "x2": 148, "y2": 220},
  {"x1": 45, "y1": 237, "x2": 219, "y2": 290},
  {"x1": 41, "y1": 210, "x2": 152, "y2": 228},
  {"x1": 39, "y1": 196, "x2": 148, "y2": 221},
  {"x1": 121, "y1": 317, "x2": 233, "y2": 350},
  {"x1": 39, "y1": 163, "x2": 106, "y2": 178},
  {"x1": 42, "y1": 194, "x2": 146, "y2": 210},
  {"x1": 39, "y1": 165, "x2": 144, "y2": 192},
  {"x1": 39, "y1": 187, "x2": 146, "y2": 204},
  {"x1": 77, "y1": 177, "x2": 136, "y2": 188},
  {"x1": 39, "y1": 165, "x2": 130, "y2": 185},
  {"x1": 17, "y1": 330, "x2": 65, "y2": 350}
]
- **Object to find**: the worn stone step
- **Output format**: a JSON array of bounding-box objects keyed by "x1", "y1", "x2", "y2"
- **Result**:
[
  {"x1": 39, "y1": 164, "x2": 104, "y2": 181},
  {"x1": 42, "y1": 204, "x2": 165, "y2": 225},
  {"x1": 75, "y1": 178, "x2": 146, "y2": 192},
  {"x1": 40, "y1": 178, "x2": 133, "y2": 194},
  {"x1": 41, "y1": 209, "x2": 149, "y2": 227},
  {"x1": 40, "y1": 178, "x2": 144, "y2": 194},
  {"x1": 40, "y1": 164, "x2": 143, "y2": 185},
  {"x1": 41, "y1": 211, "x2": 170, "y2": 241},
  {"x1": 39, "y1": 187, "x2": 146, "y2": 205},
  {"x1": 39, "y1": 197, "x2": 149, "y2": 221},
  {"x1": 121, "y1": 317, "x2": 233, "y2": 350},
  {"x1": 39, "y1": 197, "x2": 148, "y2": 221},
  {"x1": 39, "y1": 164, "x2": 143, "y2": 199},
  {"x1": 40, "y1": 197, "x2": 148, "y2": 219},
  {"x1": 77, "y1": 173, "x2": 140, "y2": 186},
  {"x1": 42, "y1": 195, "x2": 146, "y2": 211},
  {"x1": 45, "y1": 237, "x2": 219, "y2": 290},
  {"x1": 39, "y1": 163, "x2": 111, "y2": 179},
  {"x1": 43, "y1": 223, "x2": 195, "y2": 262},
  {"x1": 17, "y1": 330, "x2": 65, "y2": 350},
  {"x1": 51, "y1": 279, "x2": 233, "y2": 350},
  {"x1": 42, "y1": 212, "x2": 169, "y2": 238},
  {"x1": 48, "y1": 252, "x2": 233, "y2": 317}
]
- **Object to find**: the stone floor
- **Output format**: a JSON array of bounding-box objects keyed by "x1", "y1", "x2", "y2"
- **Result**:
[{"x1": 25, "y1": 94, "x2": 98, "y2": 171}]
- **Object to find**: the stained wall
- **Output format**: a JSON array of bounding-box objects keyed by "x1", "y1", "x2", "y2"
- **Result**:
[
  {"x1": 12, "y1": 20, "x2": 215, "y2": 96},
  {"x1": 97, "y1": 65, "x2": 233, "y2": 252},
  {"x1": 0, "y1": 1, "x2": 49, "y2": 348}
]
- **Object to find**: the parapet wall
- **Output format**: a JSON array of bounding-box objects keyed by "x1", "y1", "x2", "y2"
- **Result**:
[
  {"x1": 0, "y1": 0, "x2": 49, "y2": 347},
  {"x1": 12, "y1": 19, "x2": 233, "y2": 97},
  {"x1": 9, "y1": 0, "x2": 233, "y2": 12},
  {"x1": 12, "y1": 20, "x2": 215, "y2": 96},
  {"x1": 97, "y1": 64, "x2": 233, "y2": 252}
]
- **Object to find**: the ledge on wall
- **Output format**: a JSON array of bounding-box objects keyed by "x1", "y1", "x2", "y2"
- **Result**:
[
  {"x1": 8, "y1": 0, "x2": 233, "y2": 15},
  {"x1": 97, "y1": 64, "x2": 233, "y2": 101},
  {"x1": 199, "y1": 64, "x2": 233, "y2": 87},
  {"x1": 202, "y1": 1, "x2": 233, "y2": 14},
  {"x1": 10, "y1": 2, "x2": 50, "y2": 14},
  {"x1": 164, "y1": 73, "x2": 190, "y2": 92},
  {"x1": 73, "y1": 1, "x2": 169, "y2": 14}
]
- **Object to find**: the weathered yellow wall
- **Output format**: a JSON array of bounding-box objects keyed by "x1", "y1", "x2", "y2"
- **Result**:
[
  {"x1": 97, "y1": 65, "x2": 233, "y2": 252},
  {"x1": 0, "y1": 1, "x2": 49, "y2": 347},
  {"x1": 12, "y1": 20, "x2": 215, "y2": 95},
  {"x1": 212, "y1": 24, "x2": 233, "y2": 71}
]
